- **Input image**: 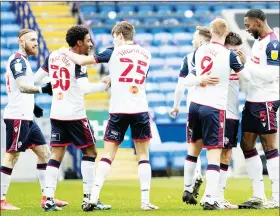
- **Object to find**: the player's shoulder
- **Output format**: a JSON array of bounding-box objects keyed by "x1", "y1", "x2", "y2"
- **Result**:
[
  {"x1": 9, "y1": 52, "x2": 28, "y2": 68},
  {"x1": 9, "y1": 52, "x2": 26, "y2": 62}
]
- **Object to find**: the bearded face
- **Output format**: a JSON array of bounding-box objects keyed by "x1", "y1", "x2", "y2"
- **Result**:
[{"x1": 19, "y1": 31, "x2": 38, "y2": 56}]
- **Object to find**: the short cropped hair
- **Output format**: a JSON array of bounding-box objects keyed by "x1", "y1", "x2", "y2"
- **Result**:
[
  {"x1": 225, "y1": 32, "x2": 243, "y2": 46},
  {"x1": 111, "y1": 21, "x2": 135, "y2": 41},
  {"x1": 245, "y1": 9, "x2": 266, "y2": 21},
  {"x1": 210, "y1": 18, "x2": 228, "y2": 37},
  {"x1": 66, "y1": 25, "x2": 89, "y2": 47},
  {"x1": 18, "y1": 29, "x2": 35, "y2": 39},
  {"x1": 196, "y1": 26, "x2": 211, "y2": 42}
]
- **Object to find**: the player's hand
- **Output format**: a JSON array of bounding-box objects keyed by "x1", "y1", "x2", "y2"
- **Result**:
[
  {"x1": 34, "y1": 103, "x2": 43, "y2": 118},
  {"x1": 42, "y1": 82, "x2": 53, "y2": 95},
  {"x1": 169, "y1": 107, "x2": 179, "y2": 118},
  {"x1": 236, "y1": 50, "x2": 246, "y2": 64},
  {"x1": 100, "y1": 75, "x2": 111, "y2": 89},
  {"x1": 58, "y1": 47, "x2": 69, "y2": 55},
  {"x1": 200, "y1": 73, "x2": 220, "y2": 85}
]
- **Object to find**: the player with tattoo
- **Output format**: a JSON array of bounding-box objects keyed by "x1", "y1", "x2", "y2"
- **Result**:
[{"x1": 0, "y1": 29, "x2": 67, "y2": 210}]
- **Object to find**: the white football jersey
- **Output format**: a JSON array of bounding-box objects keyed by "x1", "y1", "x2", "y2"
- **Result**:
[
  {"x1": 107, "y1": 44, "x2": 151, "y2": 113},
  {"x1": 227, "y1": 72, "x2": 239, "y2": 120},
  {"x1": 179, "y1": 52, "x2": 195, "y2": 112},
  {"x1": 3, "y1": 53, "x2": 34, "y2": 120},
  {"x1": 191, "y1": 42, "x2": 244, "y2": 110},
  {"x1": 247, "y1": 31, "x2": 279, "y2": 102},
  {"x1": 42, "y1": 50, "x2": 88, "y2": 120}
]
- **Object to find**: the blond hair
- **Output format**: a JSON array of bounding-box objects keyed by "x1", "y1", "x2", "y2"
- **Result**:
[
  {"x1": 210, "y1": 18, "x2": 228, "y2": 37},
  {"x1": 18, "y1": 28, "x2": 35, "y2": 39},
  {"x1": 111, "y1": 21, "x2": 135, "y2": 41}
]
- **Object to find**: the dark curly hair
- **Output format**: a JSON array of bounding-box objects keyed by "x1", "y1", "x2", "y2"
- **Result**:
[
  {"x1": 245, "y1": 9, "x2": 266, "y2": 21},
  {"x1": 225, "y1": 32, "x2": 243, "y2": 46},
  {"x1": 66, "y1": 25, "x2": 89, "y2": 47}
]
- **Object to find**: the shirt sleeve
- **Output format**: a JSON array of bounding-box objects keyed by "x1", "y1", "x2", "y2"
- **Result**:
[
  {"x1": 179, "y1": 56, "x2": 189, "y2": 78},
  {"x1": 41, "y1": 54, "x2": 50, "y2": 72},
  {"x1": 190, "y1": 49, "x2": 197, "y2": 75},
  {"x1": 94, "y1": 47, "x2": 114, "y2": 63},
  {"x1": 75, "y1": 64, "x2": 88, "y2": 79},
  {"x1": 10, "y1": 57, "x2": 27, "y2": 79},
  {"x1": 230, "y1": 50, "x2": 244, "y2": 72},
  {"x1": 266, "y1": 40, "x2": 280, "y2": 66}
]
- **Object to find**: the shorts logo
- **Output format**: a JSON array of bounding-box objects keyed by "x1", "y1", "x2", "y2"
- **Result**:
[
  {"x1": 268, "y1": 103, "x2": 273, "y2": 112},
  {"x1": 17, "y1": 141, "x2": 22, "y2": 148},
  {"x1": 224, "y1": 137, "x2": 229, "y2": 145},
  {"x1": 83, "y1": 121, "x2": 88, "y2": 128},
  {"x1": 262, "y1": 122, "x2": 267, "y2": 128},
  {"x1": 14, "y1": 127, "x2": 18, "y2": 133},
  {"x1": 111, "y1": 130, "x2": 119, "y2": 136},
  {"x1": 51, "y1": 133, "x2": 60, "y2": 141}
]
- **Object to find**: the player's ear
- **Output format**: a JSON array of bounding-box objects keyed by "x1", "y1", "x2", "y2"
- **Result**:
[
  {"x1": 18, "y1": 38, "x2": 25, "y2": 48},
  {"x1": 77, "y1": 40, "x2": 83, "y2": 47}
]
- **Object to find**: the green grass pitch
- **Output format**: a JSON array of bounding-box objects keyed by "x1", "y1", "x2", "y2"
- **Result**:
[{"x1": 1, "y1": 177, "x2": 279, "y2": 216}]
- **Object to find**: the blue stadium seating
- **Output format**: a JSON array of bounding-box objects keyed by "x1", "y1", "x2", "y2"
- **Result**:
[{"x1": 80, "y1": 1, "x2": 263, "y2": 126}]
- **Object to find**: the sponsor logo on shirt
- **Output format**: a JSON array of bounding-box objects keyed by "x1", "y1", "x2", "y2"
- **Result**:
[
  {"x1": 271, "y1": 50, "x2": 278, "y2": 60},
  {"x1": 56, "y1": 92, "x2": 64, "y2": 100},
  {"x1": 130, "y1": 86, "x2": 139, "y2": 94}
]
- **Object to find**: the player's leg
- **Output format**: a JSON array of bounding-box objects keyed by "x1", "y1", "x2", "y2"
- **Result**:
[
  {"x1": 259, "y1": 133, "x2": 279, "y2": 208},
  {"x1": 44, "y1": 120, "x2": 70, "y2": 211},
  {"x1": 72, "y1": 118, "x2": 112, "y2": 211},
  {"x1": 183, "y1": 103, "x2": 203, "y2": 205},
  {"x1": 129, "y1": 112, "x2": 157, "y2": 210},
  {"x1": 217, "y1": 119, "x2": 239, "y2": 209},
  {"x1": 259, "y1": 101, "x2": 280, "y2": 208},
  {"x1": 238, "y1": 102, "x2": 267, "y2": 209},
  {"x1": 85, "y1": 114, "x2": 127, "y2": 210},
  {"x1": 0, "y1": 119, "x2": 29, "y2": 210},
  {"x1": 0, "y1": 152, "x2": 20, "y2": 210},
  {"x1": 200, "y1": 106, "x2": 224, "y2": 210}
]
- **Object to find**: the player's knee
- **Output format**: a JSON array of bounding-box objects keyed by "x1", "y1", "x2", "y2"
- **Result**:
[
  {"x1": 259, "y1": 134, "x2": 277, "y2": 153},
  {"x1": 3, "y1": 152, "x2": 20, "y2": 168},
  {"x1": 50, "y1": 147, "x2": 66, "y2": 163},
  {"x1": 81, "y1": 146, "x2": 97, "y2": 158},
  {"x1": 221, "y1": 149, "x2": 232, "y2": 164}
]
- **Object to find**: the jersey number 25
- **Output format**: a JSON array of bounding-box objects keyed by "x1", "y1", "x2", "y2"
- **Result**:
[{"x1": 119, "y1": 58, "x2": 147, "y2": 84}]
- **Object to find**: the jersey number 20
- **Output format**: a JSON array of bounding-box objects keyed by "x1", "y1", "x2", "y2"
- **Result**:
[{"x1": 119, "y1": 58, "x2": 147, "y2": 84}]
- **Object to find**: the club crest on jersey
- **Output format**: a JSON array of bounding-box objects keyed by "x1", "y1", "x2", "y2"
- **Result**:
[
  {"x1": 56, "y1": 92, "x2": 64, "y2": 100},
  {"x1": 271, "y1": 50, "x2": 278, "y2": 60},
  {"x1": 14, "y1": 60, "x2": 22, "y2": 73},
  {"x1": 130, "y1": 86, "x2": 139, "y2": 94}
]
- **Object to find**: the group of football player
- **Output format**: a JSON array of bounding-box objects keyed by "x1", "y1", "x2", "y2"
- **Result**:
[{"x1": 0, "y1": 7, "x2": 279, "y2": 212}]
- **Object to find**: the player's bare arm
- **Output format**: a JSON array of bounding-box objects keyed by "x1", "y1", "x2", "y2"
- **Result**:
[
  {"x1": 15, "y1": 76, "x2": 42, "y2": 94},
  {"x1": 183, "y1": 73, "x2": 220, "y2": 87},
  {"x1": 59, "y1": 47, "x2": 97, "y2": 66}
]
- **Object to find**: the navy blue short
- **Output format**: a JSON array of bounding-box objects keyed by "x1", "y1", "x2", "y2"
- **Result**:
[
  {"x1": 242, "y1": 101, "x2": 280, "y2": 134},
  {"x1": 4, "y1": 119, "x2": 46, "y2": 152},
  {"x1": 50, "y1": 118, "x2": 95, "y2": 148},
  {"x1": 224, "y1": 119, "x2": 239, "y2": 149},
  {"x1": 187, "y1": 102, "x2": 225, "y2": 148},
  {"x1": 104, "y1": 112, "x2": 152, "y2": 144}
]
